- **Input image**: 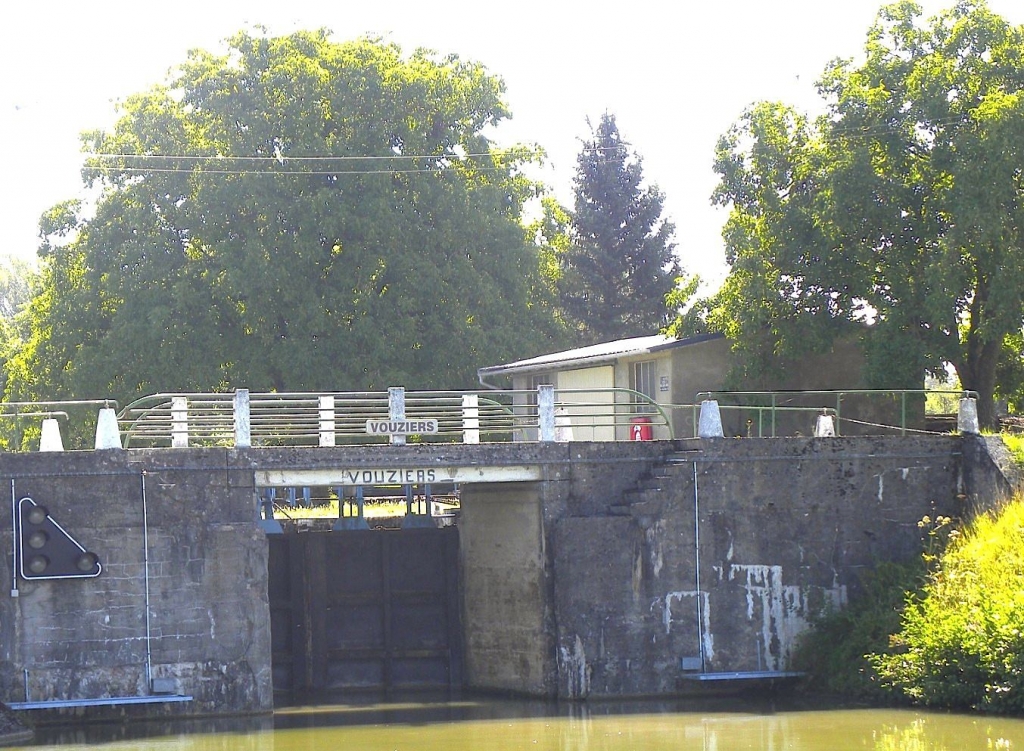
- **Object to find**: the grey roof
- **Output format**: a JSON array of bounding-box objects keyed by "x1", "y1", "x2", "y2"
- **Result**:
[{"x1": 478, "y1": 332, "x2": 724, "y2": 378}]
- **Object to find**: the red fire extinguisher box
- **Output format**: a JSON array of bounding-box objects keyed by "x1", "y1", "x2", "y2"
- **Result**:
[{"x1": 630, "y1": 416, "x2": 653, "y2": 441}]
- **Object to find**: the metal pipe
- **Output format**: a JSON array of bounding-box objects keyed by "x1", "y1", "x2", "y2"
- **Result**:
[
  {"x1": 693, "y1": 461, "x2": 704, "y2": 672},
  {"x1": 10, "y1": 480, "x2": 17, "y2": 598},
  {"x1": 140, "y1": 472, "x2": 153, "y2": 691}
]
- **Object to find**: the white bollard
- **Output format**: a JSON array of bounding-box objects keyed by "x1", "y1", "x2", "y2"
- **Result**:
[
  {"x1": 814, "y1": 414, "x2": 836, "y2": 437},
  {"x1": 554, "y1": 407, "x2": 574, "y2": 442},
  {"x1": 958, "y1": 397, "x2": 980, "y2": 435},
  {"x1": 698, "y1": 400, "x2": 724, "y2": 438},
  {"x1": 39, "y1": 418, "x2": 64, "y2": 452},
  {"x1": 94, "y1": 408, "x2": 123, "y2": 450}
]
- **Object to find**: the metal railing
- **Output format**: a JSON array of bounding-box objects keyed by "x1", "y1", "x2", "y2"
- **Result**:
[
  {"x1": 0, "y1": 400, "x2": 117, "y2": 451},
  {"x1": 0, "y1": 387, "x2": 979, "y2": 451},
  {"x1": 692, "y1": 389, "x2": 977, "y2": 437},
  {"x1": 118, "y1": 387, "x2": 673, "y2": 448}
]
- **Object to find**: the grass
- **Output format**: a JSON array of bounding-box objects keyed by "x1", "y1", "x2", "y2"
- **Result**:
[
  {"x1": 272, "y1": 498, "x2": 458, "y2": 520},
  {"x1": 1001, "y1": 432, "x2": 1024, "y2": 465}
]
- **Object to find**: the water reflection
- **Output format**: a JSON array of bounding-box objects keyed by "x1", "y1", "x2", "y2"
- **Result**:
[{"x1": 13, "y1": 696, "x2": 1024, "y2": 750}]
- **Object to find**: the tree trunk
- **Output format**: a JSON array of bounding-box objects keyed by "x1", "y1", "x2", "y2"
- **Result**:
[{"x1": 959, "y1": 336, "x2": 1002, "y2": 432}]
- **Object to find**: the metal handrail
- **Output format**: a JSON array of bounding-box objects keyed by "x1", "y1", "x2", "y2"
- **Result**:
[
  {"x1": 118, "y1": 387, "x2": 673, "y2": 447},
  {"x1": 693, "y1": 389, "x2": 978, "y2": 437}
]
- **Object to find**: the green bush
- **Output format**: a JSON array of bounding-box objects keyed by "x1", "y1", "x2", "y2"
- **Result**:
[
  {"x1": 792, "y1": 560, "x2": 924, "y2": 701},
  {"x1": 871, "y1": 499, "x2": 1024, "y2": 713}
]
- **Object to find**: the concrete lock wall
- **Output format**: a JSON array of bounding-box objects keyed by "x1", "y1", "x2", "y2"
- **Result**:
[
  {"x1": 0, "y1": 435, "x2": 1011, "y2": 712},
  {"x1": 0, "y1": 449, "x2": 272, "y2": 717},
  {"x1": 458, "y1": 437, "x2": 973, "y2": 699},
  {"x1": 548, "y1": 436, "x2": 963, "y2": 697}
]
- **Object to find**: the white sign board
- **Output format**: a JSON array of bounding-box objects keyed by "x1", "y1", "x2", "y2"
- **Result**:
[
  {"x1": 256, "y1": 465, "x2": 543, "y2": 487},
  {"x1": 365, "y1": 419, "x2": 439, "y2": 436}
]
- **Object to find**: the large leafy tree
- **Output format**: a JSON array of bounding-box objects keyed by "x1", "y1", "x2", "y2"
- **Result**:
[
  {"x1": 7, "y1": 32, "x2": 564, "y2": 404},
  {"x1": 703, "y1": 1, "x2": 1024, "y2": 428},
  {"x1": 558, "y1": 113, "x2": 681, "y2": 344}
]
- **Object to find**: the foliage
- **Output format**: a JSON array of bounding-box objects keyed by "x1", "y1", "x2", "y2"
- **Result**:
[
  {"x1": 6, "y1": 32, "x2": 566, "y2": 406},
  {"x1": 1002, "y1": 433, "x2": 1024, "y2": 465},
  {"x1": 996, "y1": 329, "x2": 1024, "y2": 414},
  {"x1": 694, "y1": 1, "x2": 1024, "y2": 427},
  {"x1": 792, "y1": 561, "x2": 925, "y2": 700},
  {"x1": 871, "y1": 498, "x2": 1024, "y2": 712},
  {"x1": 557, "y1": 113, "x2": 682, "y2": 345},
  {"x1": 924, "y1": 372, "x2": 963, "y2": 415}
]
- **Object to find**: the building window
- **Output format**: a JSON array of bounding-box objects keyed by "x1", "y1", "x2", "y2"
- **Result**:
[{"x1": 631, "y1": 360, "x2": 657, "y2": 413}]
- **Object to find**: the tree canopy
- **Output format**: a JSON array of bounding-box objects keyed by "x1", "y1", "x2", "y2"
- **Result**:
[
  {"x1": 7, "y1": 31, "x2": 565, "y2": 405},
  {"x1": 696, "y1": 0, "x2": 1024, "y2": 427},
  {"x1": 557, "y1": 113, "x2": 681, "y2": 344}
]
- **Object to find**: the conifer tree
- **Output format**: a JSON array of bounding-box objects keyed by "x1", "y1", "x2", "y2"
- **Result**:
[{"x1": 559, "y1": 113, "x2": 681, "y2": 344}]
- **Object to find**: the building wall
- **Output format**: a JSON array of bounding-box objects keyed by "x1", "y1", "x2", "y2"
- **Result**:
[
  {"x1": 506, "y1": 335, "x2": 918, "y2": 441},
  {"x1": 556, "y1": 366, "x2": 615, "y2": 441}
]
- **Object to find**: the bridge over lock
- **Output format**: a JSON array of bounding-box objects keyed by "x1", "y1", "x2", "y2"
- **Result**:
[{"x1": 0, "y1": 388, "x2": 1006, "y2": 719}]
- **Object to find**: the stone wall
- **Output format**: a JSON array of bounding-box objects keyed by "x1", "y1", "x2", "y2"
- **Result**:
[{"x1": 0, "y1": 449, "x2": 272, "y2": 717}]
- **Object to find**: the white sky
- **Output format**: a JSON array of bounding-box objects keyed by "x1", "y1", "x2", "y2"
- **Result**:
[{"x1": 2, "y1": 0, "x2": 1021, "y2": 290}]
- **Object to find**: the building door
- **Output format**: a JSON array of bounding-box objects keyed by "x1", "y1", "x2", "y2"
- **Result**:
[{"x1": 557, "y1": 366, "x2": 616, "y2": 441}]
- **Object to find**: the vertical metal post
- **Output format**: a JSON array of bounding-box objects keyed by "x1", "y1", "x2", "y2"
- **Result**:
[
  {"x1": 10, "y1": 480, "x2": 18, "y2": 598},
  {"x1": 171, "y1": 396, "x2": 189, "y2": 448},
  {"x1": 538, "y1": 385, "x2": 555, "y2": 442},
  {"x1": 693, "y1": 461, "x2": 704, "y2": 673},
  {"x1": 319, "y1": 395, "x2": 336, "y2": 447},
  {"x1": 234, "y1": 389, "x2": 251, "y2": 448},
  {"x1": 140, "y1": 472, "x2": 153, "y2": 691},
  {"x1": 334, "y1": 486, "x2": 369, "y2": 531},
  {"x1": 462, "y1": 394, "x2": 480, "y2": 444},
  {"x1": 389, "y1": 387, "x2": 406, "y2": 446},
  {"x1": 901, "y1": 392, "x2": 907, "y2": 437}
]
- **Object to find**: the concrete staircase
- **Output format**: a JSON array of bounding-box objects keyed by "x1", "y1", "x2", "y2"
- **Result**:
[{"x1": 610, "y1": 443, "x2": 702, "y2": 515}]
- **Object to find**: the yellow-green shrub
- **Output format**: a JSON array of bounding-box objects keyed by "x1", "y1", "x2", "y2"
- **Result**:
[{"x1": 871, "y1": 498, "x2": 1024, "y2": 712}]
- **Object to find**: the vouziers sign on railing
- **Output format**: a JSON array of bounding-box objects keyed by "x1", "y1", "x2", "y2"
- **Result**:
[{"x1": 365, "y1": 419, "x2": 439, "y2": 436}]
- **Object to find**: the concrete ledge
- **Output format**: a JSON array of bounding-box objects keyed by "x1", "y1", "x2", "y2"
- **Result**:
[
  {"x1": 9, "y1": 695, "x2": 192, "y2": 710},
  {"x1": 679, "y1": 671, "x2": 803, "y2": 682}
]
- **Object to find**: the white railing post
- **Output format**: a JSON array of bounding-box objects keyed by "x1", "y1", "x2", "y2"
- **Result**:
[
  {"x1": 171, "y1": 396, "x2": 189, "y2": 448},
  {"x1": 389, "y1": 387, "x2": 406, "y2": 446},
  {"x1": 234, "y1": 389, "x2": 251, "y2": 448},
  {"x1": 538, "y1": 385, "x2": 555, "y2": 442},
  {"x1": 319, "y1": 395, "x2": 336, "y2": 447},
  {"x1": 462, "y1": 394, "x2": 480, "y2": 445}
]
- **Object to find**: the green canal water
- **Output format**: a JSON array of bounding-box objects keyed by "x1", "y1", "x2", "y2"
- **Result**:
[{"x1": 12, "y1": 696, "x2": 1024, "y2": 750}]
